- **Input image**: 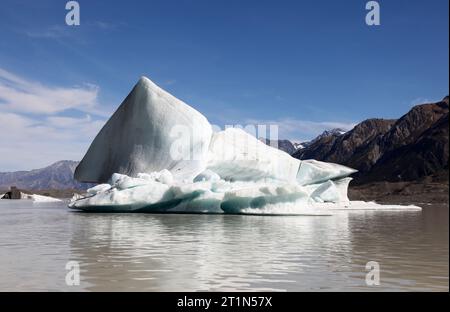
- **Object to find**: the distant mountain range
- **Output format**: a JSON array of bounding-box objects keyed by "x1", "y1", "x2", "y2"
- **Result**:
[
  {"x1": 293, "y1": 96, "x2": 449, "y2": 184},
  {"x1": 260, "y1": 129, "x2": 348, "y2": 154},
  {"x1": 0, "y1": 161, "x2": 92, "y2": 191},
  {"x1": 259, "y1": 138, "x2": 299, "y2": 155},
  {"x1": 1, "y1": 97, "x2": 448, "y2": 191}
]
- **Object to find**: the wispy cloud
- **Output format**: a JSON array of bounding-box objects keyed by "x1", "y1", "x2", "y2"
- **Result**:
[
  {"x1": 23, "y1": 21, "x2": 122, "y2": 40},
  {"x1": 0, "y1": 112, "x2": 106, "y2": 171},
  {"x1": 88, "y1": 21, "x2": 120, "y2": 30},
  {"x1": 0, "y1": 68, "x2": 107, "y2": 171},
  {"x1": 0, "y1": 68, "x2": 105, "y2": 116},
  {"x1": 24, "y1": 25, "x2": 71, "y2": 39}
]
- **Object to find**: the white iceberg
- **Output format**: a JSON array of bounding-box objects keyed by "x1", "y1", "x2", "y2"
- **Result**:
[
  {"x1": 74, "y1": 77, "x2": 212, "y2": 183},
  {"x1": 70, "y1": 169, "x2": 333, "y2": 215},
  {"x1": 70, "y1": 77, "x2": 421, "y2": 215},
  {"x1": 0, "y1": 192, "x2": 62, "y2": 202},
  {"x1": 26, "y1": 194, "x2": 63, "y2": 203},
  {"x1": 207, "y1": 127, "x2": 301, "y2": 183}
]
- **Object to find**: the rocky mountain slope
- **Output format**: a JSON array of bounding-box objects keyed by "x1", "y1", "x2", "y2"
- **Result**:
[
  {"x1": 261, "y1": 129, "x2": 347, "y2": 155},
  {"x1": 293, "y1": 97, "x2": 449, "y2": 184},
  {"x1": 0, "y1": 161, "x2": 92, "y2": 191}
]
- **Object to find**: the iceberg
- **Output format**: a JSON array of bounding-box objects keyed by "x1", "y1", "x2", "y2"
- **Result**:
[
  {"x1": 0, "y1": 192, "x2": 62, "y2": 202},
  {"x1": 74, "y1": 77, "x2": 212, "y2": 183},
  {"x1": 26, "y1": 194, "x2": 63, "y2": 203},
  {"x1": 206, "y1": 127, "x2": 301, "y2": 183},
  {"x1": 70, "y1": 77, "x2": 421, "y2": 214}
]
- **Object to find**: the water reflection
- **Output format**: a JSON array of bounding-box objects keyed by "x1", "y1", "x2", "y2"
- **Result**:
[
  {"x1": 67, "y1": 208, "x2": 448, "y2": 291},
  {"x1": 68, "y1": 213, "x2": 352, "y2": 291},
  {"x1": 0, "y1": 201, "x2": 447, "y2": 291},
  {"x1": 345, "y1": 209, "x2": 449, "y2": 291}
]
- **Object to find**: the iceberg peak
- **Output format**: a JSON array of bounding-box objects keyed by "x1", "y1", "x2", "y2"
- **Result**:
[
  {"x1": 136, "y1": 76, "x2": 159, "y2": 90},
  {"x1": 74, "y1": 76, "x2": 212, "y2": 183}
]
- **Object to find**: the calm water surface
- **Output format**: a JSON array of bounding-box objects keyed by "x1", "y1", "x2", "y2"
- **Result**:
[{"x1": 0, "y1": 200, "x2": 448, "y2": 291}]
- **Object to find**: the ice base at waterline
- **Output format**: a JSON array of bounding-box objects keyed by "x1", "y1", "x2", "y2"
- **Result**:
[{"x1": 70, "y1": 161, "x2": 421, "y2": 215}]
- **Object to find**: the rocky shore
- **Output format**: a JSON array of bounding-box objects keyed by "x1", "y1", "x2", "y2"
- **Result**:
[{"x1": 349, "y1": 178, "x2": 449, "y2": 206}]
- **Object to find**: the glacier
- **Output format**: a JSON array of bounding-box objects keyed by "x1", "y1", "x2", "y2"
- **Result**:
[{"x1": 70, "y1": 77, "x2": 421, "y2": 215}]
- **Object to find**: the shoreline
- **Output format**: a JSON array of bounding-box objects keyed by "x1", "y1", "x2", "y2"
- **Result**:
[{"x1": 349, "y1": 180, "x2": 449, "y2": 207}]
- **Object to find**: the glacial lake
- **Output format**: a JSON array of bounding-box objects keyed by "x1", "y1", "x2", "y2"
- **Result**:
[{"x1": 0, "y1": 200, "x2": 448, "y2": 291}]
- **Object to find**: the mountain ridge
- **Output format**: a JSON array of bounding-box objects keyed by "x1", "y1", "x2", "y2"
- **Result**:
[
  {"x1": 293, "y1": 97, "x2": 449, "y2": 184},
  {"x1": 0, "y1": 160, "x2": 92, "y2": 191}
]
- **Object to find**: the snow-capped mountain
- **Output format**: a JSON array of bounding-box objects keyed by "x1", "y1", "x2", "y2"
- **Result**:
[
  {"x1": 286, "y1": 129, "x2": 347, "y2": 153},
  {"x1": 259, "y1": 138, "x2": 299, "y2": 155},
  {"x1": 260, "y1": 129, "x2": 348, "y2": 155},
  {"x1": 0, "y1": 161, "x2": 92, "y2": 191}
]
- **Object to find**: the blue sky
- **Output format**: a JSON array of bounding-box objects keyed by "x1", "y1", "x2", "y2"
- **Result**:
[{"x1": 0, "y1": 0, "x2": 448, "y2": 170}]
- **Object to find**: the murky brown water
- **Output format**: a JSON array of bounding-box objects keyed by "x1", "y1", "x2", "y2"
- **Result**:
[{"x1": 0, "y1": 200, "x2": 448, "y2": 291}]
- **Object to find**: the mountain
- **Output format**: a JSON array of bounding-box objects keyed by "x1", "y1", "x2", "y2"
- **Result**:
[
  {"x1": 259, "y1": 138, "x2": 298, "y2": 155},
  {"x1": 281, "y1": 129, "x2": 348, "y2": 153},
  {"x1": 293, "y1": 119, "x2": 396, "y2": 171},
  {"x1": 292, "y1": 142, "x2": 305, "y2": 150},
  {"x1": 293, "y1": 97, "x2": 449, "y2": 184},
  {"x1": 309, "y1": 128, "x2": 347, "y2": 145},
  {"x1": 0, "y1": 161, "x2": 92, "y2": 191}
]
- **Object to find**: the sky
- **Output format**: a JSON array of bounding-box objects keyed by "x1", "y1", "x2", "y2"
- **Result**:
[{"x1": 0, "y1": 0, "x2": 448, "y2": 171}]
